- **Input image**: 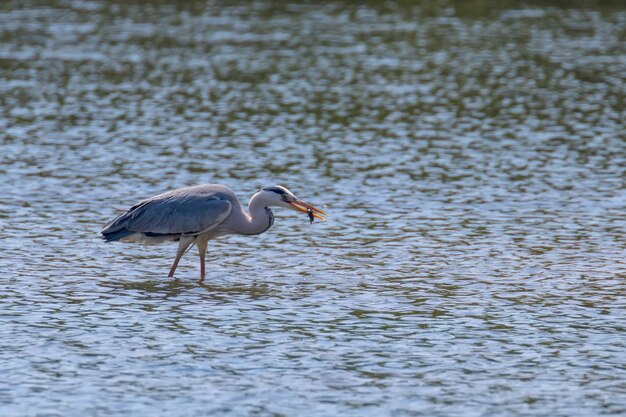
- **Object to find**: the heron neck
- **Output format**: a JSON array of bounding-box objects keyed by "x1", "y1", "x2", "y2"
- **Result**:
[{"x1": 239, "y1": 194, "x2": 274, "y2": 235}]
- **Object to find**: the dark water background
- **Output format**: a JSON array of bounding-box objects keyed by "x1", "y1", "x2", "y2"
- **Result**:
[{"x1": 1, "y1": 1, "x2": 625, "y2": 415}]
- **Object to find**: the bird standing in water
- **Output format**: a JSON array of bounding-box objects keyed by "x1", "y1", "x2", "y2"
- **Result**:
[{"x1": 101, "y1": 184, "x2": 327, "y2": 281}]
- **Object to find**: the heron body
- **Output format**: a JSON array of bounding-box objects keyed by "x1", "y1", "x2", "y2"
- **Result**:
[{"x1": 101, "y1": 184, "x2": 326, "y2": 280}]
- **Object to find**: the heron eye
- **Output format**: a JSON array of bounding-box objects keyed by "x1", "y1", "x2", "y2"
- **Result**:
[{"x1": 281, "y1": 194, "x2": 290, "y2": 201}]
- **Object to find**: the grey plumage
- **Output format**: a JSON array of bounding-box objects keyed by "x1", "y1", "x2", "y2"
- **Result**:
[{"x1": 102, "y1": 185, "x2": 233, "y2": 243}]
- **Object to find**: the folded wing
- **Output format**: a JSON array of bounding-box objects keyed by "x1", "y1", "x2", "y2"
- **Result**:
[{"x1": 102, "y1": 190, "x2": 232, "y2": 241}]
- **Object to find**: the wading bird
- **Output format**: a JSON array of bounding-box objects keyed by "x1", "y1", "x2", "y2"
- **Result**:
[{"x1": 101, "y1": 184, "x2": 327, "y2": 281}]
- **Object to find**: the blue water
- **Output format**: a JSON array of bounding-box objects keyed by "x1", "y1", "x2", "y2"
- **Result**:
[{"x1": 1, "y1": 1, "x2": 625, "y2": 415}]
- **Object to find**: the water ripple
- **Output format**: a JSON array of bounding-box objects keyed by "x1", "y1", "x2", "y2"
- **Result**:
[{"x1": 1, "y1": 1, "x2": 626, "y2": 416}]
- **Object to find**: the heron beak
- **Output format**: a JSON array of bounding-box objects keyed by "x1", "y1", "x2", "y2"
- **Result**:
[{"x1": 290, "y1": 200, "x2": 327, "y2": 221}]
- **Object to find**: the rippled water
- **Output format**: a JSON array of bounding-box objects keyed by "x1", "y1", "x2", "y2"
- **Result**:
[{"x1": 2, "y1": 1, "x2": 626, "y2": 415}]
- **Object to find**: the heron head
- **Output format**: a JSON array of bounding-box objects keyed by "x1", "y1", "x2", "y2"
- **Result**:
[{"x1": 261, "y1": 185, "x2": 327, "y2": 221}]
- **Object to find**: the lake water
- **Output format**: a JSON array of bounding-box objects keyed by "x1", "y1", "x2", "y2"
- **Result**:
[{"x1": 1, "y1": 1, "x2": 626, "y2": 415}]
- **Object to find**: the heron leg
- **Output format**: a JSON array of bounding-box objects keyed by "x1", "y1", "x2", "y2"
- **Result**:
[
  {"x1": 197, "y1": 239, "x2": 208, "y2": 282},
  {"x1": 168, "y1": 236, "x2": 194, "y2": 278}
]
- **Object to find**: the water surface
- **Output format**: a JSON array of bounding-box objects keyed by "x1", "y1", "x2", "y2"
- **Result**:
[{"x1": 1, "y1": 1, "x2": 626, "y2": 416}]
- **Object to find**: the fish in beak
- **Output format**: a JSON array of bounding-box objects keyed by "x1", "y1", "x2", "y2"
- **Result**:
[{"x1": 289, "y1": 200, "x2": 327, "y2": 222}]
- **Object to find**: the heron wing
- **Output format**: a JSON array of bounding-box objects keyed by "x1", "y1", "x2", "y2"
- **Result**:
[{"x1": 102, "y1": 191, "x2": 232, "y2": 236}]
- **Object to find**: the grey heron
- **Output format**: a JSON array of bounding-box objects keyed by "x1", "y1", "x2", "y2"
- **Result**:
[{"x1": 101, "y1": 184, "x2": 327, "y2": 281}]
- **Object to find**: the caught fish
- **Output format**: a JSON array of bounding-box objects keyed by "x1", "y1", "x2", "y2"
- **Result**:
[{"x1": 307, "y1": 208, "x2": 315, "y2": 224}]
